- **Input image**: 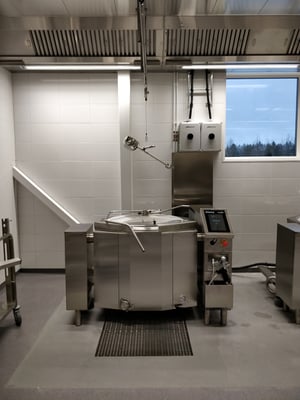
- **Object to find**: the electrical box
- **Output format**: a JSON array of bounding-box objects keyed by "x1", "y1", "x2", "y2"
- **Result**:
[
  {"x1": 201, "y1": 122, "x2": 222, "y2": 151},
  {"x1": 179, "y1": 122, "x2": 221, "y2": 152},
  {"x1": 179, "y1": 122, "x2": 201, "y2": 151}
]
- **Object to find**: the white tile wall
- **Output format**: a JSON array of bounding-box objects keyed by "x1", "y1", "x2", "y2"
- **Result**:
[{"x1": 12, "y1": 70, "x2": 300, "y2": 269}]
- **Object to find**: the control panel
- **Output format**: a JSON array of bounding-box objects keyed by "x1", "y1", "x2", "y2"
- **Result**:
[
  {"x1": 197, "y1": 208, "x2": 233, "y2": 281},
  {"x1": 200, "y1": 209, "x2": 232, "y2": 235},
  {"x1": 204, "y1": 237, "x2": 232, "y2": 252},
  {"x1": 196, "y1": 208, "x2": 234, "y2": 324}
]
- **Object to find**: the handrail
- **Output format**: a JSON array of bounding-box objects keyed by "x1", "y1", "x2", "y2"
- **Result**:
[
  {"x1": 13, "y1": 166, "x2": 80, "y2": 225},
  {"x1": 0, "y1": 257, "x2": 21, "y2": 271}
]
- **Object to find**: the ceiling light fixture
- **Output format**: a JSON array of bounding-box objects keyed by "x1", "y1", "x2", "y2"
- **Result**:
[
  {"x1": 182, "y1": 64, "x2": 299, "y2": 70},
  {"x1": 24, "y1": 64, "x2": 141, "y2": 71}
]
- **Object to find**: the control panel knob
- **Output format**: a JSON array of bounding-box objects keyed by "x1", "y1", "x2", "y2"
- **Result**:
[
  {"x1": 208, "y1": 133, "x2": 215, "y2": 140},
  {"x1": 187, "y1": 133, "x2": 194, "y2": 140}
]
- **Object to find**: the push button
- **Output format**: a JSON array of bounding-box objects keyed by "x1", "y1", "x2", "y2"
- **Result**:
[{"x1": 220, "y1": 239, "x2": 229, "y2": 248}]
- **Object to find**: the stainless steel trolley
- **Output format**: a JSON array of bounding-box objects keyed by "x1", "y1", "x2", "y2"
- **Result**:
[{"x1": 0, "y1": 218, "x2": 22, "y2": 326}]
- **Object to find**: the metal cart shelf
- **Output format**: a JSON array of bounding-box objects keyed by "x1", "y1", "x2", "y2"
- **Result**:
[{"x1": 0, "y1": 218, "x2": 22, "y2": 326}]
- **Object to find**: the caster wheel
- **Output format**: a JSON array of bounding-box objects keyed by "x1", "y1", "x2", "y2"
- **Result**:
[{"x1": 13, "y1": 306, "x2": 22, "y2": 327}]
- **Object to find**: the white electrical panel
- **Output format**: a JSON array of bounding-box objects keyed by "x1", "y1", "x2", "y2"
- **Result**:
[
  {"x1": 179, "y1": 122, "x2": 201, "y2": 151},
  {"x1": 179, "y1": 122, "x2": 222, "y2": 152},
  {"x1": 201, "y1": 122, "x2": 222, "y2": 151}
]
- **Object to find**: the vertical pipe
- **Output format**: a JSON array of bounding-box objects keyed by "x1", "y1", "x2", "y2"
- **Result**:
[
  {"x1": 172, "y1": 72, "x2": 178, "y2": 153},
  {"x1": 118, "y1": 71, "x2": 132, "y2": 209}
]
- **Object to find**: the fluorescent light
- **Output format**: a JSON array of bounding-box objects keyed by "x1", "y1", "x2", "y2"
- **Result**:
[
  {"x1": 182, "y1": 64, "x2": 299, "y2": 70},
  {"x1": 24, "y1": 64, "x2": 141, "y2": 71}
]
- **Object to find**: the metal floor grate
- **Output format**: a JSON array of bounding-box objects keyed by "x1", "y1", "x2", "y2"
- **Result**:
[{"x1": 95, "y1": 311, "x2": 193, "y2": 357}]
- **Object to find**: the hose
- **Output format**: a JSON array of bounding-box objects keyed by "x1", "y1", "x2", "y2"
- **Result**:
[
  {"x1": 188, "y1": 70, "x2": 194, "y2": 119},
  {"x1": 205, "y1": 69, "x2": 212, "y2": 120},
  {"x1": 232, "y1": 262, "x2": 276, "y2": 272},
  {"x1": 233, "y1": 262, "x2": 276, "y2": 295}
]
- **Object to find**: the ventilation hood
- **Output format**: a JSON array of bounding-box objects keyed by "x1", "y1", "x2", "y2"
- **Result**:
[{"x1": 0, "y1": 0, "x2": 299, "y2": 70}]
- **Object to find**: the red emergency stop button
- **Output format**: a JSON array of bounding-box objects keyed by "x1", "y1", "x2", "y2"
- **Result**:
[{"x1": 221, "y1": 239, "x2": 229, "y2": 248}]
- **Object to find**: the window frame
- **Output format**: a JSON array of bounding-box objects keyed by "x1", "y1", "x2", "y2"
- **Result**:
[{"x1": 224, "y1": 72, "x2": 300, "y2": 163}]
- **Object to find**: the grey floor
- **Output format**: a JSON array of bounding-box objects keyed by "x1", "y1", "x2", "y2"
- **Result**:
[{"x1": 0, "y1": 272, "x2": 300, "y2": 400}]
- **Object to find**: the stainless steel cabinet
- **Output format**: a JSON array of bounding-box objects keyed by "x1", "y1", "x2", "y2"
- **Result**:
[{"x1": 276, "y1": 223, "x2": 300, "y2": 324}]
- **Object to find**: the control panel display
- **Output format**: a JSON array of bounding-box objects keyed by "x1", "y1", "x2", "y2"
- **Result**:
[{"x1": 204, "y1": 209, "x2": 230, "y2": 233}]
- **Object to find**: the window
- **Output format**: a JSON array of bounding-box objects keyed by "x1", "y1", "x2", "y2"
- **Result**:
[{"x1": 226, "y1": 77, "x2": 298, "y2": 158}]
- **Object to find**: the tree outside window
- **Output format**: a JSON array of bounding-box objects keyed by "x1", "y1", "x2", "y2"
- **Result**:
[{"x1": 226, "y1": 78, "x2": 298, "y2": 157}]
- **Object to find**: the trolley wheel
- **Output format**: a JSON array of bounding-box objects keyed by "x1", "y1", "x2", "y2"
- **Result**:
[
  {"x1": 13, "y1": 306, "x2": 22, "y2": 327},
  {"x1": 204, "y1": 309, "x2": 210, "y2": 325},
  {"x1": 220, "y1": 309, "x2": 227, "y2": 326},
  {"x1": 283, "y1": 302, "x2": 289, "y2": 311},
  {"x1": 274, "y1": 296, "x2": 283, "y2": 308}
]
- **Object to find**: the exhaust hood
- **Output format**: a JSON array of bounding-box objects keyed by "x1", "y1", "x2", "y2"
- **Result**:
[{"x1": 0, "y1": 0, "x2": 299, "y2": 70}]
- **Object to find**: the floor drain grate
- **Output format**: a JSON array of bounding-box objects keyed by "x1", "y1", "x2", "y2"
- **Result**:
[{"x1": 95, "y1": 311, "x2": 193, "y2": 357}]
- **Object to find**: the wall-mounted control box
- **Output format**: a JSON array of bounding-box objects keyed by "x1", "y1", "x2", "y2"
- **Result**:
[
  {"x1": 201, "y1": 122, "x2": 222, "y2": 151},
  {"x1": 178, "y1": 122, "x2": 201, "y2": 151},
  {"x1": 179, "y1": 121, "x2": 222, "y2": 152}
]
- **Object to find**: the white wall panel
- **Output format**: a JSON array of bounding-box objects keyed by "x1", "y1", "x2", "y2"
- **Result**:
[
  {"x1": 130, "y1": 122, "x2": 173, "y2": 143},
  {"x1": 214, "y1": 178, "x2": 272, "y2": 196},
  {"x1": 90, "y1": 104, "x2": 119, "y2": 123},
  {"x1": 272, "y1": 163, "x2": 300, "y2": 178},
  {"x1": 134, "y1": 179, "x2": 171, "y2": 198},
  {"x1": 271, "y1": 178, "x2": 300, "y2": 195},
  {"x1": 214, "y1": 161, "x2": 273, "y2": 179},
  {"x1": 243, "y1": 196, "x2": 272, "y2": 215},
  {"x1": 133, "y1": 161, "x2": 172, "y2": 179},
  {"x1": 31, "y1": 103, "x2": 61, "y2": 124},
  {"x1": 60, "y1": 105, "x2": 90, "y2": 123},
  {"x1": 269, "y1": 196, "x2": 300, "y2": 215},
  {"x1": 91, "y1": 162, "x2": 120, "y2": 179},
  {"x1": 134, "y1": 196, "x2": 171, "y2": 211}
]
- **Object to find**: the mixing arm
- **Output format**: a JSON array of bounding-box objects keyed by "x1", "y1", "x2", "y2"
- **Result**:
[
  {"x1": 104, "y1": 219, "x2": 145, "y2": 252},
  {"x1": 124, "y1": 136, "x2": 172, "y2": 169}
]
